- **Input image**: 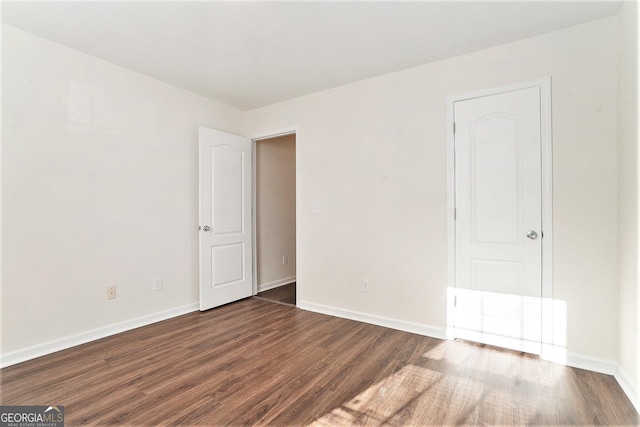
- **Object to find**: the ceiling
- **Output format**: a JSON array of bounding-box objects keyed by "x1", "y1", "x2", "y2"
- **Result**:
[{"x1": 1, "y1": 1, "x2": 622, "y2": 110}]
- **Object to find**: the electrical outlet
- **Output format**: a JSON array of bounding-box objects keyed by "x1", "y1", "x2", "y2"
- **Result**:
[
  {"x1": 311, "y1": 200, "x2": 322, "y2": 214},
  {"x1": 282, "y1": 255, "x2": 288, "y2": 265},
  {"x1": 107, "y1": 286, "x2": 116, "y2": 300},
  {"x1": 153, "y1": 277, "x2": 163, "y2": 292},
  {"x1": 362, "y1": 279, "x2": 370, "y2": 293}
]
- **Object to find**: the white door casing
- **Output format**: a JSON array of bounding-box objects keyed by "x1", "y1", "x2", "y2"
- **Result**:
[
  {"x1": 199, "y1": 127, "x2": 253, "y2": 311},
  {"x1": 449, "y1": 79, "x2": 552, "y2": 354}
]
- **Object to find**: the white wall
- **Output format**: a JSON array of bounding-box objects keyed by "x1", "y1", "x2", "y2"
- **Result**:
[
  {"x1": 256, "y1": 134, "x2": 296, "y2": 289},
  {"x1": 616, "y1": 0, "x2": 639, "y2": 406},
  {"x1": 1, "y1": 25, "x2": 244, "y2": 359},
  {"x1": 246, "y1": 17, "x2": 619, "y2": 362}
]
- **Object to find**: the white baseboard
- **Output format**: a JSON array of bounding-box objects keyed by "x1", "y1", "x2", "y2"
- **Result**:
[
  {"x1": 257, "y1": 276, "x2": 296, "y2": 293},
  {"x1": 565, "y1": 353, "x2": 640, "y2": 413},
  {"x1": 615, "y1": 364, "x2": 640, "y2": 413},
  {"x1": 566, "y1": 352, "x2": 617, "y2": 375},
  {"x1": 0, "y1": 303, "x2": 199, "y2": 368},
  {"x1": 298, "y1": 300, "x2": 446, "y2": 340}
]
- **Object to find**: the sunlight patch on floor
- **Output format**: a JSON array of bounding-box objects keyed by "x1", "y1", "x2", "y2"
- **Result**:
[
  {"x1": 311, "y1": 290, "x2": 571, "y2": 425},
  {"x1": 309, "y1": 363, "x2": 443, "y2": 426}
]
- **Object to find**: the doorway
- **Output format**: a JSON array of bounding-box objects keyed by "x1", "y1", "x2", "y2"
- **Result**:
[
  {"x1": 252, "y1": 133, "x2": 297, "y2": 306},
  {"x1": 447, "y1": 78, "x2": 553, "y2": 354}
]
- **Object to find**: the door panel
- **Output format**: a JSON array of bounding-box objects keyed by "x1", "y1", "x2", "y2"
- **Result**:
[
  {"x1": 454, "y1": 87, "x2": 542, "y2": 353},
  {"x1": 199, "y1": 127, "x2": 253, "y2": 311},
  {"x1": 472, "y1": 115, "x2": 519, "y2": 243},
  {"x1": 211, "y1": 145, "x2": 244, "y2": 234},
  {"x1": 213, "y1": 243, "x2": 245, "y2": 286}
]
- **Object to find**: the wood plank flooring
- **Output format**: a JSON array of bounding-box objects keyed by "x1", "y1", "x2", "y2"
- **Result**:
[
  {"x1": 256, "y1": 282, "x2": 296, "y2": 305},
  {"x1": 1, "y1": 298, "x2": 637, "y2": 426}
]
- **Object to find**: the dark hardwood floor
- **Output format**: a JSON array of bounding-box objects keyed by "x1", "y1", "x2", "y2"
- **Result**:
[
  {"x1": 1, "y1": 298, "x2": 637, "y2": 426},
  {"x1": 256, "y1": 282, "x2": 296, "y2": 305}
]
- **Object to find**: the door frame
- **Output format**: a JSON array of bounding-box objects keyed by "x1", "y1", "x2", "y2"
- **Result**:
[
  {"x1": 445, "y1": 77, "x2": 554, "y2": 352},
  {"x1": 250, "y1": 126, "x2": 300, "y2": 305}
]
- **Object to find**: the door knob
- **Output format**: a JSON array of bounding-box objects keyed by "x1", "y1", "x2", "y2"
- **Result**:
[
  {"x1": 526, "y1": 230, "x2": 538, "y2": 240},
  {"x1": 202, "y1": 225, "x2": 211, "y2": 232}
]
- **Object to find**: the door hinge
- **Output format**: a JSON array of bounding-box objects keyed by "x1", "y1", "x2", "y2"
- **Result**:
[
  {"x1": 454, "y1": 295, "x2": 457, "y2": 307},
  {"x1": 453, "y1": 122, "x2": 456, "y2": 134},
  {"x1": 454, "y1": 208, "x2": 456, "y2": 220},
  {"x1": 541, "y1": 230, "x2": 544, "y2": 238}
]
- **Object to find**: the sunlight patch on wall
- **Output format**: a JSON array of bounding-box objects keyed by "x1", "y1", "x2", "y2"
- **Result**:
[
  {"x1": 540, "y1": 295, "x2": 567, "y2": 364},
  {"x1": 447, "y1": 287, "x2": 567, "y2": 364},
  {"x1": 67, "y1": 80, "x2": 157, "y2": 135},
  {"x1": 68, "y1": 80, "x2": 126, "y2": 134}
]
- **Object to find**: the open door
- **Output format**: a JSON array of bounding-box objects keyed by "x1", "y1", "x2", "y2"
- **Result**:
[{"x1": 199, "y1": 127, "x2": 253, "y2": 311}]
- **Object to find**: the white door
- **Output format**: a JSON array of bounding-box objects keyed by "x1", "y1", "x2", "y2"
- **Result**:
[
  {"x1": 453, "y1": 87, "x2": 542, "y2": 354},
  {"x1": 199, "y1": 127, "x2": 253, "y2": 311}
]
